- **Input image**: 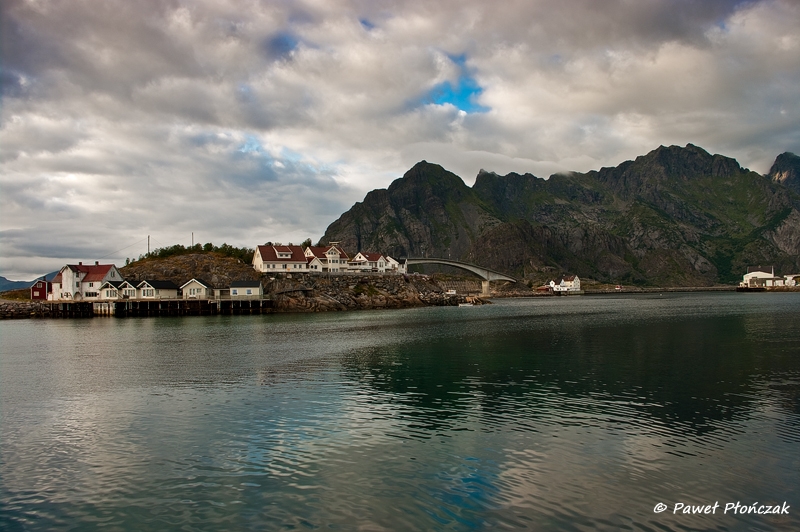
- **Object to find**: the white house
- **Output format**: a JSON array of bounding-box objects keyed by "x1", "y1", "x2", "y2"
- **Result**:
[
  {"x1": 549, "y1": 275, "x2": 581, "y2": 292},
  {"x1": 306, "y1": 256, "x2": 325, "y2": 272},
  {"x1": 385, "y1": 256, "x2": 405, "y2": 273},
  {"x1": 741, "y1": 266, "x2": 784, "y2": 288},
  {"x1": 97, "y1": 280, "x2": 125, "y2": 300},
  {"x1": 181, "y1": 278, "x2": 215, "y2": 299},
  {"x1": 49, "y1": 262, "x2": 123, "y2": 301},
  {"x1": 348, "y1": 252, "x2": 388, "y2": 272},
  {"x1": 304, "y1": 243, "x2": 350, "y2": 273},
  {"x1": 117, "y1": 280, "x2": 138, "y2": 299},
  {"x1": 136, "y1": 280, "x2": 180, "y2": 299},
  {"x1": 230, "y1": 280, "x2": 263, "y2": 298},
  {"x1": 253, "y1": 244, "x2": 309, "y2": 273}
]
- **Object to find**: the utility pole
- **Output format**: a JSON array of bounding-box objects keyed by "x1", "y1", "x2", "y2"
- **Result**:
[
  {"x1": 192, "y1": 232, "x2": 194, "y2": 247},
  {"x1": 147, "y1": 235, "x2": 150, "y2": 255}
]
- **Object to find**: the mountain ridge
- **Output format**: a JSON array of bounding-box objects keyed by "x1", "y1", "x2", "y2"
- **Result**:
[{"x1": 320, "y1": 144, "x2": 800, "y2": 286}]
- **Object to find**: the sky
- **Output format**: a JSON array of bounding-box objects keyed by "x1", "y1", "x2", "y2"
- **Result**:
[{"x1": 2, "y1": 0, "x2": 799, "y2": 280}]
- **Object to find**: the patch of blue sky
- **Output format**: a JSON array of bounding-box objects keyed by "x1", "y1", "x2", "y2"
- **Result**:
[
  {"x1": 417, "y1": 53, "x2": 490, "y2": 114},
  {"x1": 447, "y1": 53, "x2": 468, "y2": 68},
  {"x1": 424, "y1": 76, "x2": 489, "y2": 114},
  {"x1": 359, "y1": 18, "x2": 375, "y2": 31},
  {"x1": 238, "y1": 135, "x2": 263, "y2": 154},
  {"x1": 264, "y1": 32, "x2": 299, "y2": 59}
]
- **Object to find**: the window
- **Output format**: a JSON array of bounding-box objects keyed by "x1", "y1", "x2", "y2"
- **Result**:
[
  {"x1": 111, "y1": 271, "x2": 115, "y2": 278},
  {"x1": 33, "y1": 291, "x2": 39, "y2": 297},
  {"x1": 246, "y1": 289, "x2": 252, "y2": 295},
  {"x1": 89, "y1": 282, "x2": 94, "y2": 287},
  {"x1": 232, "y1": 289, "x2": 238, "y2": 295}
]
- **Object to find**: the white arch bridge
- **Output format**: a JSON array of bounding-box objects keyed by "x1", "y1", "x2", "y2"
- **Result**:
[{"x1": 402, "y1": 257, "x2": 517, "y2": 296}]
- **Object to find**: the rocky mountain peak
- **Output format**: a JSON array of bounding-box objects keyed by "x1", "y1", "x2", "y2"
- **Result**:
[
  {"x1": 769, "y1": 152, "x2": 800, "y2": 194},
  {"x1": 635, "y1": 143, "x2": 742, "y2": 180}
]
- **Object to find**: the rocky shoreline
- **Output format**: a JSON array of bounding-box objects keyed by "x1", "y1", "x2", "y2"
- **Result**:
[
  {"x1": 267, "y1": 274, "x2": 488, "y2": 312},
  {"x1": 7, "y1": 274, "x2": 785, "y2": 320},
  {"x1": 0, "y1": 300, "x2": 55, "y2": 319}
]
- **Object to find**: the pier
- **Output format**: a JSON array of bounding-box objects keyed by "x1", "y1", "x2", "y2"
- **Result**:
[
  {"x1": 107, "y1": 299, "x2": 274, "y2": 317},
  {"x1": 0, "y1": 299, "x2": 274, "y2": 319}
]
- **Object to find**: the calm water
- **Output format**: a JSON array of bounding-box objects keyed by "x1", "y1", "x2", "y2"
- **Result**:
[{"x1": 1, "y1": 293, "x2": 799, "y2": 531}]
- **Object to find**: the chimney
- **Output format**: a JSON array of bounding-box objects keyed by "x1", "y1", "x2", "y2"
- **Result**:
[
  {"x1": 95, "y1": 261, "x2": 99, "y2": 266},
  {"x1": 79, "y1": 261, "x2": 82, "y2": 265}
]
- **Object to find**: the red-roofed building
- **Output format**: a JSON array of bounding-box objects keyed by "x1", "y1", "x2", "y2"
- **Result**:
[
  {"x1": 348, "y1": 252, "x2": 389, "y2": 272},
  {"x1": 30, "y1": 278, "x2": 51, "y2": 300},
  {"x1": 303, "y1": 243, "x2": 350, "y2": 273},
  {"x1": 548, "y1": 275, "x2": 581, "y2": 292},
  {"x1": 50, "y1": 262, "x2": 123, "y2": 300},
  {"x1": 253, "y1": 244, "x2": 309, "y2": 273}
]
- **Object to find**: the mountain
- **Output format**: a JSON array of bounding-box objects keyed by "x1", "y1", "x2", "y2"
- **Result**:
[
  {"x1": 769, "y1": 152, "x2": 800, "y2": 195},
  {"x1": 0, "y1": 271, "x2": 59, "y2": 292},
  {"x1": 0, "y1": 276, "x2": 32, "y2": 292},
  {"x1": 320, "y1": 145, "x2": 800, "y2": 286}
]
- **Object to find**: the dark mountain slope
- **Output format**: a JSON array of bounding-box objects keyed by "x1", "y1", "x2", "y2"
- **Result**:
[
  {"x1": 321, "y1": 145, "x2": 800, "y2": 286},
  {"x1": 321, "y1": 161, "x2": 502, "y2": 259}
]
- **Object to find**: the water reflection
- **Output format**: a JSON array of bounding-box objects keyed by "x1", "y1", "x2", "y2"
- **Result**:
[
  {"x1": 340, "y1": 311, "x2": 797, "y2": 435},
  {"x1": 1, "y1": 294, "x2": 799, "y2": 530}
]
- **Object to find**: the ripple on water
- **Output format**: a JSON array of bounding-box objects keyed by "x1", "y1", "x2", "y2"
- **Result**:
[{"x1": 2, "y1": 295, "x2": 800, "y2": 530}]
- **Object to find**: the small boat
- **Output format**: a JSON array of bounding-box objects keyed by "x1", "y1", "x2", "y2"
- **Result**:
[{"x1": 458, "y1": 303, "x2": 474, "y2": 307}]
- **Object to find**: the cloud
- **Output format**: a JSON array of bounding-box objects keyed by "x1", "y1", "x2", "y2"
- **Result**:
[{"x1": 1, "y1": 0, "x2": 799, "y2": 278}]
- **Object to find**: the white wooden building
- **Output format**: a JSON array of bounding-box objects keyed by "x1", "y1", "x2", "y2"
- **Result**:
[
  {"x1": 49, "y1": 262, "x2": 123, "y2": 301},
  {"x1": 181, "y1": 279, "x2": 215, "y2": 299},
  {"x1": 549, "y1": 275, "x2": 581, "y2": 292},
  {"x1": 304, "y1": 244, "x2": 350, "y2": 272},
  {"x1": 253, "y1": 244, "x2": 309, "y2": 273},
  {"x1": 230, "y1": 280, "x2": 263, "y2": 298},
  {"x1": 136, "y1": 280, "x2": 180, "y2": 299}
]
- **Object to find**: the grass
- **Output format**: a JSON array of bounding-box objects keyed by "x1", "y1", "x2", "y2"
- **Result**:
[{"x1": 0, "y1": 289, "x2": 31, "y2": 301}]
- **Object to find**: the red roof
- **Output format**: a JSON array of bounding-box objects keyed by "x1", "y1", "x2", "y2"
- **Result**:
[
  {"x1": 305, "y1": 245, "x2": 350, "y2": 260},
  {"x1": 54, "y1": 263, "x2": 116, "y2": 283},
  {"x1": 257, "y1": 245, "x2": 306, "y2": 263},
  {"x1": 747, "y1": 266, "x2": 773, "y2": 274},
  {"x1": 80, "y1": 264, "x2": 115, "y2": 282},
  {"x1": 362, "y1": 252, "x2": 384, "y2": 262},
  {"x1": 305, "y1": 246, "x2": 327, "y2": 258}
]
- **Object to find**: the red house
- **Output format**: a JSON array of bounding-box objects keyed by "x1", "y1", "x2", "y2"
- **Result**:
[{"x1": 30, "y1": 278, "x2": 51, "y2": 300}]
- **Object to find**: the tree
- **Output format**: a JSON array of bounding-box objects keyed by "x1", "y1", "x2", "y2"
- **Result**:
[{"x1": 301, "y1": 238, "x2": 312, "y2": 249}]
